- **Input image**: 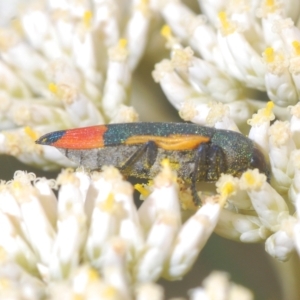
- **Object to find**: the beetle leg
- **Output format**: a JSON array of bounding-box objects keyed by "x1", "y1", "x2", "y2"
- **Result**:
[
  {"x1": 120, "y1": 141, "x2": 157, "y2": 173},
  {"x1": 207, "y1": 145, "x2": 226, "y2": 181},
  {"x1": 191, "y1": 143, "x2": 209, "y2": 207},
  {"x1": 145, "y1": 141, "x2": 158, "y2": 169}
]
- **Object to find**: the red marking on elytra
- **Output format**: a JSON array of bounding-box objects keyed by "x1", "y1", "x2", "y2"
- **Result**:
[{"x1": 52, "y1": 125, "x2": 107, "y2": 149}]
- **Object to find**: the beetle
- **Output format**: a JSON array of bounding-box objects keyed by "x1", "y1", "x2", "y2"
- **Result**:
[{"x1": 35, "y1": 122, "x2": 270, "y2": 206}]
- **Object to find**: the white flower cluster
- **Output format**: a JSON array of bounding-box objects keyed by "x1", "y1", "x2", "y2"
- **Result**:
[
  {"x1": 151, "y1": 0, "x2": 300, "y2": 124},
  {"x1": 0, "y1": 0, "x2": 155, "y2": 168},
  {"x1": 0, "y1": 163, "x2": 242, "y2": 299},
  {"x1": 182, "y1": 100, "x2": 300, "y2": 263}
]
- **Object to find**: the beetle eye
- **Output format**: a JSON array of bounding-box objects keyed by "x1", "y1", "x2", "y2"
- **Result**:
[{"x1": 250, "y1": 146, "x2": 271, "y2": 181}]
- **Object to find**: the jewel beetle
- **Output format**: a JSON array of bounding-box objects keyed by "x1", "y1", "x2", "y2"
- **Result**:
[{"x1": 36, "y1": 122, "x2": 270, "y2": 206}]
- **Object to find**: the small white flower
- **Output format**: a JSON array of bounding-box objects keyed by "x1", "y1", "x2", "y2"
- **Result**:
[
  {"x1": 239, "y1": 170, "x2": 289, "y2": 232},
  {"x1": 268, "y1": 120, "x2": 295, "y2": 190},
  {"x1": 265, "y1": 217, "x2": 296, "y2": 261},
  {"x1": 165, "y1": 198, "x2": 222, "y2": 279},
  {"x1": 247, "y1": 101, "x2": 275, "y2": 155},
  {"x1": 215, "y1": 208, "x2": 271, "y2": 243},
  {"x1": 152, "y1": 58, "x2": 196, "y2": 112}
]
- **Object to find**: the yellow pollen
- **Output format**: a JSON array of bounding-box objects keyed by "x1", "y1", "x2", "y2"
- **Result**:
[
  {"x1": 48, "y1": 82, "x2": 58, "y2": 94},
  {"x1": 243, "y1": 172, "x2": 255, "y2": 186},
  {"x1": 266, "y1": 0, "x2": 275, "y2": 7},
  {"x1": 261, "y1": 0, "x2": 278, "y2": 14},
  {"x1": 161, "y1": 158, "x2": 170, "y2": 167},
  {"x1": 218, "y1": 11, "x2": 235, "y2": 35},
  {"x1": 24, "y1": 126, "x2": 38, "y2": 140},
  {"x1": 0, "y1": 278, "x2": 10, "y2": 292},
  {"x1": 118, "y1": 38, "x2": 127, "y2": 48},
  {"x1": 221, "y1": 182, "x2": 235, "y2": 197},
  {"x1": 292, "y1": 41, "x2": 300, "y2": 56},
  {"x1": 153, "y1": 158, "x2": 177, "y2": 185},
  {"x1": 134, "y1": 183, "x2": 150, "y2": 198},
  {"x1": 265, "y1": 0, "x2": 278, "y2": 13},
  {"x1": 247, "y1": 101, "x2": 275, "y2": 126},
  {"x1": 218, "y1": 12, "x2": 229, "y2": 26},
  {"x1": 264, "y1": 101, "x2": 274, "y2": 116},
  {"x1": 100, "y1": 193, "x2": 115, "y2": 212},
  {"x1": 161, "y1": 25, "x2": 172, "y2": 39},
  {"x1": 264, "y1": 47, "x2": 275, "y2": 63},
  {"x1": 240, "y1": 169, "x2": 266, "y2": 191},
  {"x1": 88, "y1": 268, "x2": 100, "y2": 281},
  {"x1": 73, "y1": 294, "x2": 84, "y2": 300},
  {"x1": 102, "y1": 286, "x2": 118, "y2": 298},
  {"x1": 83, "y1": 10, "x2": 92, "y2": 28},
  {"x1": 12, "y1": 180, "x2": 22, "y2": 190}
]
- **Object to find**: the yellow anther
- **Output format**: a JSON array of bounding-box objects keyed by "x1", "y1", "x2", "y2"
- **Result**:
[
  {"x1": 100, "y1": 193, "x2": 115, "y2": 212},
  {"x1": 247, "y1": 101, "x2": 275, "y2": 126},
  {"x1": 266, "y1": 0, "x2": 275, "y2": 7},
  {"x1": 218, "y1": 11, "x2": 235, "y2": 35},
  {"x1": 265, "y1": 101, "x2": 274, "y2": 116},
  {"x1": 102, "y1": 286, "x2": 118, "y2": 298},
  {"x1": 108, "y1": 39, "x2": 128, "y2": 60},
  {"x1": 292, "y1": 41, "x2": 300, "y2": 56},
  {"x1": 83, "y1": 10, "x2": 92, "y2": 28},
  {"x1": 11, "y1": 180, "x2": 22, "y2": 190},
  {"x1": 216, "y1": 175, "x2": 238, "y2": 199},
  {"x1": 160, "y1": 25, "x2": 180, "y2": 49},
  {"x1": 73, "y1": 294, "x2": 84, "y2": 300},
  {"x1": 134, "y1": 183, "x2": 150, "y2": 198},
  {"x1": 87, "y1": 268, "x2": 100, "y2": 281},
  {"x1": 118, "y1": 38, "x2": 127, "y2": 48},
  {"x1": 24, "y1": 126, "x2": 38, "y2": 140},
  {"x1": 259, "y1": 0, "x2": 278, "y2": 15},
  {"x1": 218, "y1": 12, "x2": 229, "y2": 27},
  {"x1": 243, "y1": 171, "x2": 256, "y2": 186},
  {"x1": 161, "y1": 158, "x2": 169, "y2": 167},
  {"x1": 161, "y1": 25, "x2": 172, "y2": 39},
  {"x1": 48, "y1": 82, "x2": 58, "y2": 94},
  {"x1": 240, "y1": 169, "x2": 266, "y2": 191},
  {"x1": 221, "y1": 182, "x2": 235, "y2": 197},
  {"x1": 265, "y1": 0, "x2": 277, "y2": 13},
  {"x1": 136, "y1": 0, "x2": 150, "y2": 16},
  {"x1": 264, "y1": 47, "x2": 275, "y2": 63}
]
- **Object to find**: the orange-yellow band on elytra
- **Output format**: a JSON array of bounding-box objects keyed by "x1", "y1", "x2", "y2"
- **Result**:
[{"x1": 125, "y1": 134, "x2": 210, "y2": 150}]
